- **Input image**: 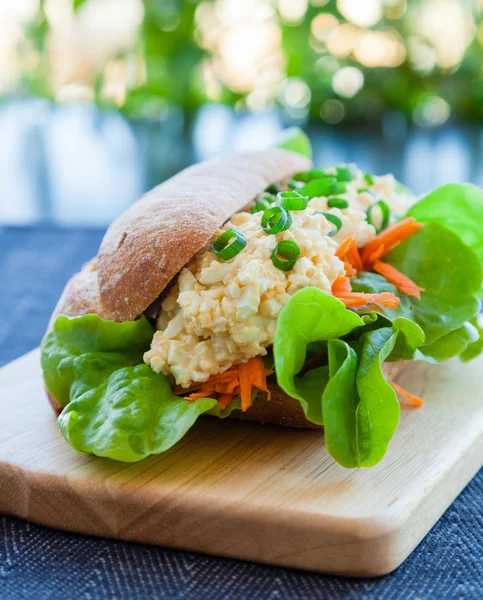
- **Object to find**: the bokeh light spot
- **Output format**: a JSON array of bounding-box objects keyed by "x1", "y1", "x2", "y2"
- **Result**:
[
  {"x1": 332, "y1": 66, "x2": 364, "y2": 98},
  {"x1": 337, "y1": 0, "x2": 382, "y2": 28},
  {"x1": 320, "y1": 99, "x2": 345, "y2": 124}
]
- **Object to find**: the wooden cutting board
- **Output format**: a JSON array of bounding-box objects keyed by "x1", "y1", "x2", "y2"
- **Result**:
[{"x1": 0, "y1": 349, "x2": 482, "y2": 577}]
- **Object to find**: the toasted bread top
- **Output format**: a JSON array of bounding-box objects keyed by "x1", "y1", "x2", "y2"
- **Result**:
[{"x1": 96, "y1": 149, "x2": 311, "y2": 321}]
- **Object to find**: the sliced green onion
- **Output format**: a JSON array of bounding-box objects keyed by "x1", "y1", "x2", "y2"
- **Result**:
[
  {"x1": 211, "y1": 228, "x2": 246, "y2": 260},
  {"x1": 293, "y1": 168, "x2": 326, "y2": 183},
  {"x1": 357, "y1": 188, "x2": 376, "y2": 197},
  {"x1": 299, "y1": 177, "x2": 346, "y2": 199},
  {"x1": 366, "y1": 200, "x2": 390, "y2": 233},
  {"x1": 332, "y1": 182, "x2": 347, "y2": 195},
  {"x1": 335, "y1": 165, "x2": 355, "y2": 182},
  {"x1": 261, "y1": 206, "x2": 291, "y2": 234},
  {"x1": 327, "y1": 197, "x2": 349, "y2": 209},
  {"x1": 271, "y1": 240, "x2": 301, "y2": 271},
  {"x1": 364, "y1": 172, "x2": 374, "y2": 186},
  {"x1": 266, "y1": 183, "x2": 281, "y2": 195},
  {"x1": 315, "y1": 212, "x2": 343, "y2": 237},
  {"x1": 251, "y1": 193, "x2": 275, "y2": 214},
  {"x1": 276, "y1": 190, "x2": 308, "y2": 211}
]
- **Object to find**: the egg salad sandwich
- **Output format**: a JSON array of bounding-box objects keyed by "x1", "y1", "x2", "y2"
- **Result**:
[{"x1": 41, "y1": 130, "x2": 483, "y2": 467}]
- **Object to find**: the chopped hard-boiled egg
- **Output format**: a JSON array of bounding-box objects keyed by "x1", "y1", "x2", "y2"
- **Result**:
[{"x1": 144, "y1": 166, "x2": 413, "y2": 387}]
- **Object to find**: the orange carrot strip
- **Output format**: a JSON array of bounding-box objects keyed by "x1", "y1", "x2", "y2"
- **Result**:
[
  {"x1": 336, "y1": 235, "x2": 355, "y2": 260},
  {"x1": 368, "y1": 244, "x2": 385, "y2": 265},
  {"x1": 177, "y1": 369, "x2": 238, "y2": 394},
  {"x1": 373, "y1": 261, "x2": 425, "y2": 299},
  {"x1": 178, "y1": 357, "x2": 270, "y2": 410},
  {"x1": 332, "y1": 276, "x2": 352, "y2": 295},
  {"x1": 336, "y1": 236, "x2": 364, "y2": 274},
  {"x1": 347, "y1": 241, "x2": 363, "y2": 272},
  {"x1": 343, "y1": 260, "x2": 356, "y2": 277},
  {"x1": 362, "y1": 218, "x2": 423, "y2": 267},
  {"x1": 226, "y1": 379, "x2": 240, "y2": 395},
  {"x1": 186, "y1": 385, "x2": 216, "y2": 401},
  {"x1": 336, "y1": 291, "x2": 400, "y2": 309},
  {"x1": 238, "y1": 360, "x2": 253, "y2": 412},
  {"x1": 247, "y1": 356, "x2": 272, "y2": 400},
  {"x1": 391, "y1": 381, "x2": 424, "y2": 407},
  {"x1": 218, "y1": 394, "x2": 235, "y2": 410}
]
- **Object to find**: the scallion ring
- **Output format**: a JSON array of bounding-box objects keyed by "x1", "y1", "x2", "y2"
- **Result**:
[
  {"x1": 315, "y1": 212, "x2": 343, "y2": 237},
  {"x1": 327, "y1": 197, "x2": 349, "y2": 209},
  {"x1": 266, "y1": 183, "x2": 281, "y2": 195},
  {"x1": 366, "y1": 200, "x2": 390, "y2": 233},
  {"x1": 335, "y1": 165, "x2": 355, "y2": 182},
  {"x1": 287, "y1": 179, "x2": 303, "y2": 190},
  {"x1": 293, "y1": 168, "x2": 326, "y2": 183},
  {"x1": 261, "y1": 206, "x2": 291, "y2": 235},
  {"x1": 333, "y1": 182, "x2": 347, "y2": 195},
  {"x1": 271, "y1": 240, "x2": 301, "y2": 271},
  {"x1": 250, "y1": 193, "x2": 275, "y2": 214},
  {"x1": 299, "y1": 177, "x2": 340, "y2": 199},
  {"x1": 276, "y1": 190, "x2": 308, "y2": 211},
  {"x1": 211, "y1": 228, "x2": 246, "y2": 260},
  {"x1": 364, "y1": 172, "x2": 374, "y2": 186}
]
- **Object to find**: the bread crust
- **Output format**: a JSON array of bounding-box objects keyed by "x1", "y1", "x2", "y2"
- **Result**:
[{"x1": 97, "y1": 149, "x2": 310, "y2": 322}]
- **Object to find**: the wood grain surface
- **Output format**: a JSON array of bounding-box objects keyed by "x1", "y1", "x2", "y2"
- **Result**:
[{"x1": 0, "y1": 350, "x2": 482, "y2": 576}]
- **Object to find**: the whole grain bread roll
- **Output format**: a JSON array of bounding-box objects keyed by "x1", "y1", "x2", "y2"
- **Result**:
[{"x1": 46, "y1": 148, "x2": 402, "y2": 427}]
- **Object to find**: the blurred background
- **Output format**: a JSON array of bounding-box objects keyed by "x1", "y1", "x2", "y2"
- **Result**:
[{"x1": 1, "y1": 0, "x2": 483, "y2": 226}]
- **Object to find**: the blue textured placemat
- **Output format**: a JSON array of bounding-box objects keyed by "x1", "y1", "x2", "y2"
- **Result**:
[{"x1": 0, "y1": 226, "x2": 481, "y2": 600}]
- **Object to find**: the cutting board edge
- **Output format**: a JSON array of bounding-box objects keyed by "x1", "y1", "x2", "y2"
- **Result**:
[{"x1": 1, "y1": 432, "x2": 481, "y2": 577}]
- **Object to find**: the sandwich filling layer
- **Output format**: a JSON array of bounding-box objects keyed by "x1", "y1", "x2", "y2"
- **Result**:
[{"x1": 144, "y1": 168, "x2": 413, "y2": 387}]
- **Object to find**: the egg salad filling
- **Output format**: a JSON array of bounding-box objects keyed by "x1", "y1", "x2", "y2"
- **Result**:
[{"x1": 144, "y1": 165, "x2": 414, "y2": 388}]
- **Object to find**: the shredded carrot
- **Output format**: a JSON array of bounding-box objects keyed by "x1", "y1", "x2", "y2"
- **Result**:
[
  {"x1": 217, "y1": 394, "x2": 234, "y2": 410},
  {"x1": 335, "y1": 235, "x2": 355, "y2": 260},
  {"x1": 367, "y1": 244, "x2": 385, "y2": 265},
  {"x1": 362, "y1": 218, "x2": 423, "y2": 268},
  {"x1": 238, "y1": 357, "x2": 271, "y2": 411},
  {"x1": 332, "y1": 276, "x2": 352, "y2": 295},
  {"x1": 343, "y1": 260, "x2": 356, "y2": 277},
  {"x1": 391, "y1": 381, "x2": 424, "y2": 407},
  {"x1": 347, "y1": 242, "x2": 363, "y2": 272},
  {"x1": 186, "y1": 385, "x2": 216, "y2": 400},
  {"x1": 373, "y1": 261, "x2": 425, "y2": 299},
  {"x1": 336, "y1": 236, "x2": 363, "y2": 275},
  {"x1": 335, "y1": 291, "x2": 400, "y2": 309},
  {"x1": 238, "y1": 360, "x2": 253, "y2": 412},
  {"x1": 225, "y1": 379, "x2": 240, "y2": 395},
  {"x1": 178, "y1": 356, "x2": 271, "y2": 412}
]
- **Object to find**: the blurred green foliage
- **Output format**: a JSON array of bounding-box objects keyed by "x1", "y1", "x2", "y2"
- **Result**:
[{"x1": 13, "y1": 0, "x2": 483, "y2": 125}]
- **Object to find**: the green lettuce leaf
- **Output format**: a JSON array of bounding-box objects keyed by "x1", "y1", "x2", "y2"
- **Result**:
[
  {"x1": 41, "y1": 315, "x2": 155, "y2": 407},
  {"x1": 274, "y1": 288, "x2": 364, "y2": 424},
  {"x1": 460, "y1": 317, "x2": 483, "y2": 362},
  {"x1": 274, "y1": 127, "x2": 312, "y2": 159},
  {"x1": 43, "y1": 315, "x2": 247, "y2": 461},
  {"x1": 419, "y1": 322, "x2": 479, "y2": 362},
  {"x1": 408, "y1": 183, "x2": 483, "y2": 264},
  {"x1": 323, "y1": 328, "x2": 400, "y2": 468},
  {"x1": 388, "y1": 317, "x2": 426, "y2": 361},
  {"x1": 59, "y1": 364, "x2": 219, "y2": 462},
  {"x1": 352, "y1": 223, "x2": 482, "y2": 348}
]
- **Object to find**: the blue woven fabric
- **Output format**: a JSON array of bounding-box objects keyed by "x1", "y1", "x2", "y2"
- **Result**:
[{"x1": 0, "y1": 226, "x2": 481, "y2": 600}]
